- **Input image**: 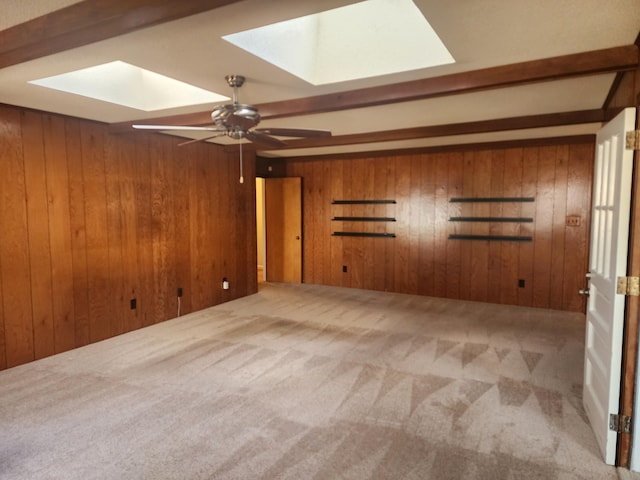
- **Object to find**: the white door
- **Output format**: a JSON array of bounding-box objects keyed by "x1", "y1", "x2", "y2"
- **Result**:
[{"x1": 583, "y1": 107, "x2": 636, "y2": 464}]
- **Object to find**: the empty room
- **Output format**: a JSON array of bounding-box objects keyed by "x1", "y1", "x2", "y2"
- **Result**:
[{"x1": 1, "y1": 1, "x2": 640, "y2": 478}]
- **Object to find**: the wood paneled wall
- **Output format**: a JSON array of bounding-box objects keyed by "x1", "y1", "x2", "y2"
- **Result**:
[
  {"x1": 285, "y1": 141, "x2": 594, "y2": 312},
  {"x1": 0, "y1": 104, "x2": 257, "y2": 370}
]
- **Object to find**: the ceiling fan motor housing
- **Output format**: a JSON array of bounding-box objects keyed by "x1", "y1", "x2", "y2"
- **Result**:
[{"x1": 211, "y1": 104, "x2": 260, "y2": 129}]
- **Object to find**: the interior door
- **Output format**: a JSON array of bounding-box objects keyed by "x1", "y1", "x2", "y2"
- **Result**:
[
  {"x1": 583, "y1": 107, "x2": 636, "y2": 464},
  {"x1": 265, "y1": 177, "x2": 302, "y2": 283}
]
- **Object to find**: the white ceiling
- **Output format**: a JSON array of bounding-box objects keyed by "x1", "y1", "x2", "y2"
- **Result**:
[{"x1": 1, "y1": 0, "x2": 639, "y2": 158}]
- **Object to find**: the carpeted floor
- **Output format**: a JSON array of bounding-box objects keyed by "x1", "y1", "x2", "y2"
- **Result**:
[{"x1": 0, "y1": 283, "x2": 622, "y2": 479}]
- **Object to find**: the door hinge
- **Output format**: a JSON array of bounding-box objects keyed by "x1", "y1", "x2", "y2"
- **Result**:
[
  {"x1": 617, "y1": 276, "x2": 640, "y2": 296},
  {"x1": 627, "y1": 130, "x2": 640, "y2": 150},
  {"x1": 610, "y1": 414, "x2": 633, "y2": 434}
]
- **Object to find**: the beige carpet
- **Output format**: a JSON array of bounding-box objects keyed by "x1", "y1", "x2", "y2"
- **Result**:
[{"x1": 0, "y1": 283, "x2": 621, "y2": 479}]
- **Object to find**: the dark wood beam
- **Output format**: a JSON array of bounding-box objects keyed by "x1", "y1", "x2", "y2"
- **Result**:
[
  {"x1": 257, "y1": 46, "x2": 638, "y2": 119},
  {"x1": 256, "y1": 135, "x2": 596, "y2": 163},
  {"x1": 226, "y1": 109, "x2": 605, "y2": 152},
  {"x1": 0, "y1": 0, "x2": 243, "y2": 69},
  {"x1": 110, "y1": 45, "x2": 637, "y2": 133}
]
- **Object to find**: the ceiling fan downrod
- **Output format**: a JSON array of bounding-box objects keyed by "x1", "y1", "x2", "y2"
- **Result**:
[{"x1": 225, "y1": 74, "x2": 245, "y2": 104}]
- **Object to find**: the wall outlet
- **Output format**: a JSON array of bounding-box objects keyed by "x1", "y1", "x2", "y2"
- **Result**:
[
  {"x1": 177, "y1": 287, "x2": 183, "y2": 297},
  {"x1": 566, "y1": 215, "x2": 581, "y2": 227},
  {"x1": 130, "y1": 298, "x2": 137, "y2": 309},
  {"x1": 518, "y1": 279, "x2": 525, "y2": 288},
  {"x1": 343, "y1": 265, "x2": 348, "y2": 273}
]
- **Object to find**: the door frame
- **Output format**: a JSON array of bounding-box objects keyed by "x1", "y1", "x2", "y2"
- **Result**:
[{"x1": 622, "y1": 108, "x2": 640, "y2": 468}]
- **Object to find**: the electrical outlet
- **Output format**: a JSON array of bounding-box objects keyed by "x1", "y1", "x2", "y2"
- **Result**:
[
  {"x1": 518, "y1": 279, "x2": 525, "y2": 288},
  {"x1": 343, "y1": 265, "x2": 348, "y2": 273},
  {"x1": 566, "y1": 215, "x2": 581, "y2": 227},
  {"x1": 177, "y1": 287, "x2": 183, "y2": 298},
  {"x1": 130, "y1": 298, "x2": 137, "y2": 310}
]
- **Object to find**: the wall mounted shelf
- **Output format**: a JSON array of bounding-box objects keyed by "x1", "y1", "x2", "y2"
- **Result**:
[
  {"x1": 332, "y1": 199, "x2": 396, "y2": 238},
  {"x1": 448, "y1": 234, "x2": 532, "y2": 242},
  {"x1": 332, "y1": 216, "x2": 396, "y2": 222},
  {"x1": 450, "y1": 197, "x2": 535, "y2": 203},
  {"x1": 449, "y1": 216, "x2": 533, "y2": 223},
  {"x1": 332, "y1": 199, "x2": 396, "y2": 205},
  {"x1": 333, "y1": 232, "x2": 396, "y2": 238}
]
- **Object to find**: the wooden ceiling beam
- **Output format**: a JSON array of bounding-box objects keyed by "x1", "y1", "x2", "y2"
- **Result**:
[
  {"x1": 223, "y1": 109, "x2": 606, "y2": 152},
  {"x1": 111, "y1": 45, "x2": 637, "y2": 133},
  {"x1": 0, "y1": 0, "x2": 243, "y2": 69},
  {"x1": 257, "y1": 45, "x2": 638, "y2": 119}
]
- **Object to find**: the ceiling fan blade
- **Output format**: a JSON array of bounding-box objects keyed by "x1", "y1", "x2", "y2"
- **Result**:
[
  {"x1": 253, "y1": 127, "x2": 331, "y2": 138},
  {"x1": 133, "y1": 124, "x2": 223, "y2": 132},
  {"x1": 245, "y1": 131, "x2": 287, "y2": 148},
  {"x1": 178, "y1": 133, "x2": 227, "y2": 146}
]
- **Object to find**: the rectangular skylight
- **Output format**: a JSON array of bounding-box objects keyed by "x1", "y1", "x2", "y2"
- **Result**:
[
  {"x1": 222, "y1": 0, "x2": 455, "y2": 85},
  {"x1": 29, "y1": 61, "x2": 228, "y2": 111}
]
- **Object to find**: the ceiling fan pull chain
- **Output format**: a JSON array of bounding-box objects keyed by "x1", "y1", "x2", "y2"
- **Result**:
[{"x1": 239, "y1": 141, "x2": 244, "y2": 184}]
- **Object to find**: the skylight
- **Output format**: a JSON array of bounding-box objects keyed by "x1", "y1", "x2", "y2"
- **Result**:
[
  {"x1": 222, "y1": 0, "x2": 454, "y2": 85},
  {"x1": 29, "y1": 61, "x2": 228, "y2": 111}
]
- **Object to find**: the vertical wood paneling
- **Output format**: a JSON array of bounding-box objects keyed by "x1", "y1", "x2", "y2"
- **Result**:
[
  {"x1": 82, "y1": 123, "x2": 110, "y2": 343},
  {"x1": 117, "y1": 135, "x2": 142, "y2": 332},
  {"x1": 0, "y1": 106, "x2": 34, "y2": 367},
  {"x1": 395, "y1": 156, "x2": 411, "y2": 293},
  {"x1": 549, "y1": 145, "x2": 569, "y2": 310},
  {"x1": 134, "y1": 135, "x2": 154, "y2": 326},
  {"x1": 65, "y1": 119, "x2": 91, "y2": 346},
  {"x1": 373, "y1": 158, "x2": 388, "y2": 290},
  {"x1": 407, "y1": 155, "x2": 421, "y2": 294},
  {"x1": 286, "y1": 140, "x2": 593, "y2": 313},
  {"x1": 433, "y1": 154, "x2": 449, "y2": 299},
  {"x1": 104, "y1": 133, "x2": 126, "y2": 336},
  {"x1": 172, "y1": 142, "x2": 192, "y2": 317},
  {"x1": 445, "y1": 152, "x2": 464, "y2": 299},
  {"x1": 459, "y1": 151, "x2": 475, "y2": 301},
  {"x1": 532, "y1": 146, "x2": 555, "y2": 308},
  {"x1": 43, "y1": 114, "x2": 75, "y2": 352},
  {"x1": 518, "y1": 148, "x2": 538, "y2": 307},
  {"x1": 500, "y1": 148, "x2": 523, "y2": 305},
  {"x1": 564, "y1": 143, "x2": 593, "y2": 312},
  {"x1": 418, "y1": 154, "x2": 434, "y2": 296},
  {"x1": 0, "y1": 104, "x2": 257, "y2": 371},
  {"x1": 21, "y1": 110, "x2": 55, "y2": 360},
  {"x1": 0, "y1": 249, "x2": 4, "y2": 369},
  {"x1": 470, "y1": 150, "x2": 491, "y2": 302},
  {"x1": 487, "y1": 150, "x2": 505, "y2": 304},
  {"x1": 330, "y1": 160, "x2": 344, "y2": 287}
]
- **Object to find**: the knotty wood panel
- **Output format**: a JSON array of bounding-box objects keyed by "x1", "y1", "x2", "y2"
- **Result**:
[
  {"x1": 0, "y1": 104, "x2": 257, "y2": 370},
  {"x1": 285, "y1": 139, "x2": 593, "y2": 312}
]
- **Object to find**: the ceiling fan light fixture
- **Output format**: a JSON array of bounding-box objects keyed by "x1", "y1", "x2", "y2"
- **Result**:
[{"x1": 133, "y1": 75, "x2": 331, "y2": 148}]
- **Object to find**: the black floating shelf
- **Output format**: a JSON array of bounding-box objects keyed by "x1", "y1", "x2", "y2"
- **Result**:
[
  {"x1": 332, "y1": 200, "x2": 396, "y2": 205},
  {"x1": 449, "y1": 234, "x2": 532, "y2": 242},
  {"x1": 450, "y1": 197, "x2": 535, "y2": 203},
  {"x1": 333, "y1": 232, "x2": 396, "y2": 238},
  {"x1": 449, "y1": 216, "x2": 533, "y2": 223},
  {"x1": 332, "y1": 216, "x2": 396, "y2": 222}
]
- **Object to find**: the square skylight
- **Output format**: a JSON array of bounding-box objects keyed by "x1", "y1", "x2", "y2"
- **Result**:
[
  {"x1": 222, "y1": 0, "x2": 454, "y2": 85},
  {"x1": 29, "y1": 61, "x2": 228, "y2": 111}
]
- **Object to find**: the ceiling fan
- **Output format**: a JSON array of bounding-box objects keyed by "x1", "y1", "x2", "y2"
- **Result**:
[{"x1": 132, "y1": 74, "x2": 332, "y2": 148}]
